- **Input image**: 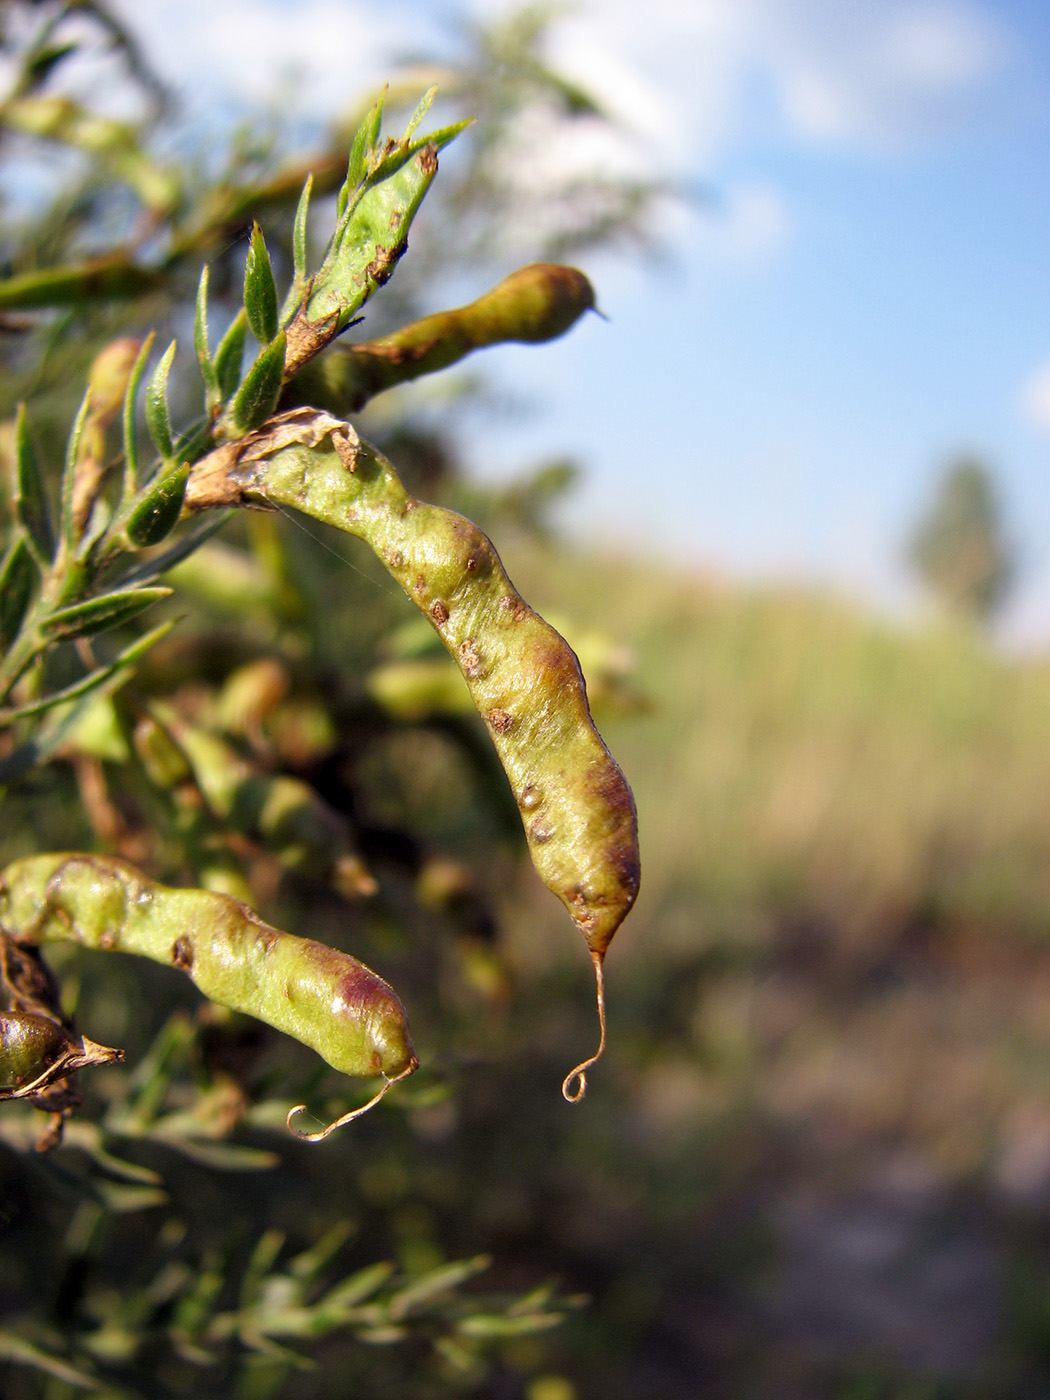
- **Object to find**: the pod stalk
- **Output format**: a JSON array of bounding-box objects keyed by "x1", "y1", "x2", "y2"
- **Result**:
[
  {"x1": 287, "y1": 1057, "x2": 419, "y2": 1141},
  {"x1": 562, "y1": 950, "x2": 606, "y2": 1103}
]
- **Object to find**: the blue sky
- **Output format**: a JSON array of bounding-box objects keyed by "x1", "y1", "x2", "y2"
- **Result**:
[{"x1": 112, "y1": 0, "x2": 1050, "y2": 643}]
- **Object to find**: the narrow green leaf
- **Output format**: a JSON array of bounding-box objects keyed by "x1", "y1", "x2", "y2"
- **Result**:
[
  {"x1": 173, "y1": 414, "x2": 210, "y2": 466},
  {"x1": 116, "y1": 617, "x2": 177, "y2": 666},
  {"x1": 343, "y1": 105, "x2": 374, "y2": 198},
  {"x1": 231, "y1": 329, "x2": 286, "y2": 433},
  {"x1": 60, "y1": 388, "x2": 91, "y2": 548},
  {"x1": 456, "y1": 1313, "x2": 562, "y2": 1339},
  {"x1": 77, "y1": 495, "x2": 111, "y2": 561},
  {"x1": 414, "y1": 117, "x2": 472, "y2": 152},
  {"x1": 42, "y1": 585, "x2": 171, "y2": 639},
  {"x1": 365, "y1": 89, "x2": 385, "y2": 154},
  {"x1": 1, "y1": 660, "x2": 123, "y2": 723},
  {"x1": 403, "y1": 86, "x2": 436, "y2": 141},
  {"x1": 214, "y1": 309, "x2": 247, "y2": 402},
  {"x1": 126, "y1": 466, "x2": 189, "y2": 546},
  {"x1": 240, "y1": 1229, "x2": 286, "y2": 1310},
  {"x1": 279, "y1": 175, "x2": 314, "y2": 327},
  {"x1": 288, "y1": 1221, "x2": 355, "y2": 1285},
  {"x1": 121, "y1": 331, "x2": 155, "y2": 501},
  {"x1": 321, "y1": 1261, "x2": 395, "y2": 1311},
  {"x1": 292, "y1": 175, "x2": 313, "y2": 286},
  {"x1": 13, "y1": 404, "x2": 54, "y2": 564},
  {"x1": 194, "y1": 264, "x2": 218, "y2": 401},
  {"x1": 0, "y1": 1329, "x2": 100, "y2": 1389},
  {"x1": 147, "y1": 1133, "x2": 279, "y2": 1171},
  {"x1": 0, "y1": 620, "x2": 175, "y2": 777},
  {"x1": 145, "y1": 339, "x2": 176, "y2": 459},
  {"x1": 61, "y1": 1123, "x2": 165, "y2": 1184},
  {"x1": 0, "y1": 536, "x2": 35, "y2": 653},
  {"x1": 388, "y1": 1256, "x2": 490, "y2": 1319},
  {"x1": 244, "y1": 223, "x2": 279, "y2": 346},
  {"x1": 23, "y1": 43, "x2": 79, "y2": 90}
]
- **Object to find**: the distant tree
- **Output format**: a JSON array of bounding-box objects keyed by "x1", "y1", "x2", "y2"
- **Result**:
[{"x1": 908, "y1": 456, "x2": 1014, "y2": 623}]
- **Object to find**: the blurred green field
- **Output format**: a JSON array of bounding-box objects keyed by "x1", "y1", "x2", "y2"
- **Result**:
[{"x1": 510, "y1": 539, "x2": 1050, "y2": 957}]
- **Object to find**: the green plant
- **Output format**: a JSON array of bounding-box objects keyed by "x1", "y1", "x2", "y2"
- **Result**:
[
  {"x1": 0, "y1": 6, "x2": 660, "y2": 1392},
  {"x1": 0, "y1": 84, "x2": 637, "y2": 1134}
]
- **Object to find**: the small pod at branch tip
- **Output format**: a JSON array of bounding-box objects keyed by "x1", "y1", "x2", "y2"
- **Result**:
[{"x1": 0, "y1": 1010, "x2": 123, "y2": 1099}]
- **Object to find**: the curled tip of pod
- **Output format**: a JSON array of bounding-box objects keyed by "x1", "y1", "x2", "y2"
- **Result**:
[
  {"x1": 286, "y1": 1057, "x2": 418, "y2": 1142},
  {"x1": 561, "y1": 951, "x2": 607, "y2": 1104}
]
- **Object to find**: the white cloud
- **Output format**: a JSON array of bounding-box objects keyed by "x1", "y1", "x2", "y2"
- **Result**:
[
  {"x1": 474, "y1": 0, "x2": 1008, "y2": 163},
  {"x1": 106, "y1": 0, "x2": 1011, "y2": 165},
  {"x1": 752, "y1": 0, "x2": 1006, "y2": 149},
  {"x1": 888, "y1": 7, "x2": 994, "y2": 87},
  {"x1": 1020, "y1": 361, "x2": 1050, "y2": 435},
  {"x1": 109, "y1": 0, "x2": 401, "y2": 118},
  {"x1": 99, "y1": 0, "x2": 1010, "y2": 272}
]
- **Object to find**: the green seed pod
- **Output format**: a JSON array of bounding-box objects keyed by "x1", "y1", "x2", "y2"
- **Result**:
[
  {"x1": 284, "y1": 99, "x2": 468, "y2": 374},
  {"x1": 215, "y1": 657, "x2": 290, "y2": 735},
  {"x1": 366, "y1": 656, "x2": 474, "y2": 722},
  {"x1": 132, "y1": 713, "x2": 193, "y2": 788},
  {"x1": 0, "y1": 854, "x2": 417, "y2": 1105},
  {"x1": 319, "y1": 264, "x2": 596, "y2": 413},
  {"x1": 187, "y1": 410, "x2": 640, "y2": 1098},
  {"x1": 0, "y1": 1010, "x2": 122, "y2": 1097}
]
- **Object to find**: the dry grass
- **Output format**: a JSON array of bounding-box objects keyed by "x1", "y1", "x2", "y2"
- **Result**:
[{"x1": 504, "y1": 539, "x2": 1050, "y2": 963}]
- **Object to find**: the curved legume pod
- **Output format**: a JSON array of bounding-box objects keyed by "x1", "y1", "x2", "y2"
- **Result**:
[
  {"x1": 0, "y1": 852, "x2": 418, "y2": 1136},
  {"x1": 314, "y1": 264, "x2": 595, "y2": 413},
  {"x1": 187, "y1": 410, "x2": 640, "y2": 1098}
]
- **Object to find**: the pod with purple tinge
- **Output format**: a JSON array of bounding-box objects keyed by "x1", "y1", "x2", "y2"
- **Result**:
[
  {"x1": 0, "y1": 853, "x2": 418, "y2": 1135},
  {"x1": 186, "y1": 410, "x2": 640, "y2": 1099},
  {"x1": 322, "y1": 264, "x2": 596, "y2": 412}
]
